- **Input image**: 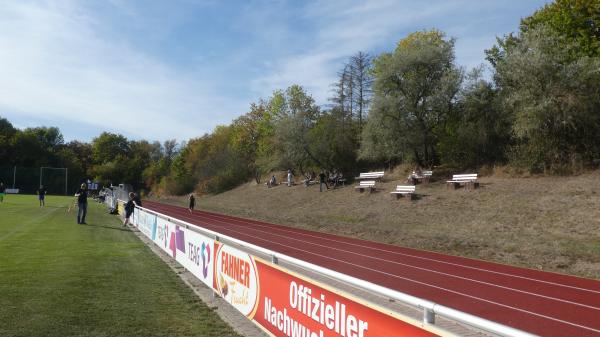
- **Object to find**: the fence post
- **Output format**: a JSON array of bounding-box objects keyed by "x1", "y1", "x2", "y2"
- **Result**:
[{"x1": 424, "y1": 308, "x2": 435, "y2": 325}]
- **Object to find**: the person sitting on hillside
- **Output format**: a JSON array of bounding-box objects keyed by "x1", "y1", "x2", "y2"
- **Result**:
[
  {"x1": 303, "y1": 172, "x2": 314, "y2": 187},
  {"x1": 267, "y1": 175, "x2": 277, "y2": 188},
  {"x1": 407, "y1": 165, "x2": 423, "y2": 184}
]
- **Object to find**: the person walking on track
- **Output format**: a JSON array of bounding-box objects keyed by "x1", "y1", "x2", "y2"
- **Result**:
[
  {"x1": 37, "y1": 185, "x2": 47, "y2": 207},
  {"x1": 188, "y1": 193, "x2": 195, "y2": 213},
  {"x1": 74, "y1": 183, "x2": 88, "y2": 224}
]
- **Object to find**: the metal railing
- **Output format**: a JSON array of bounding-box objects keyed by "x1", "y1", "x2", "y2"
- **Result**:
[{"x1": 131, "y1": 203, "x2": 538, "y2": 337}]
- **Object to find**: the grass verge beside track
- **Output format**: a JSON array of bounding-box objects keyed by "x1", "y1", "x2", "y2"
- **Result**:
[{"x1": 0, "y1": 195, "x2": 240, "y2": 337}]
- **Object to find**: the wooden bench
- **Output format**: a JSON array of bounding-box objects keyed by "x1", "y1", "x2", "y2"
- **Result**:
[
  {"x1": 355, "y1": 171, "x2": 385, "y2": 182},
  {"x1": 409, "y1": 170, "x2": 433, "y2": 184},
  {"x1": 354, "y1": 180, "x2": 376, "y2": 193},
  {"x1": 390, "y1": 185, "x2": 416, "y2": 200},
  {"x1": 446, "y1": 174, "x2": 479, "y2": 190}
]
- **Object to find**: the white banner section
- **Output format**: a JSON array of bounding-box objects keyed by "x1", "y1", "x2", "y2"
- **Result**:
[{"x1": 133, "y1": 208, "x2": 214, "y2": 288}]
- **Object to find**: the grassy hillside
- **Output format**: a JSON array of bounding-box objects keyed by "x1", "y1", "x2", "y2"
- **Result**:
[
  {"x1": 160, "y1": 170, "x2": 600, "y2": 280},
  {"x1": 0, "y1": 195, "x2": 240, "y2": 337}
]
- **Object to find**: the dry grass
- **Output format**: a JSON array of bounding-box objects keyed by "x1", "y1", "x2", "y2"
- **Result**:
[{"x1": 157, "y1": 170, "x2": 600, "y2": 280}]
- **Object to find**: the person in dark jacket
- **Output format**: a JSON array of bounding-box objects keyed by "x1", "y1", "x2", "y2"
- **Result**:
[
  {"x1": 188, "y1": 193, "x2": 195, "y2": 213},
  {"x1": 123, "y1": 192, "x2": 136, "y2": 227},
  {"x1": 37, "y1": 185, "x2": 47, "y2": 207},
  {"x1": 319, "y1": 171, "x2": 328, "y2": 192},
  {"x1": 133, "y1": 193, "x2": 142, "y2": 207},
  {"x1": 0, "y1": 182, "x2": 5, "y2": 203},
  {"x1": 74, "y1": 183, "x2": 88, "y2": 224}
]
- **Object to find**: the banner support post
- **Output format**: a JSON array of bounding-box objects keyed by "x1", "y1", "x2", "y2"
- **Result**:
[{"x1": 424, "y1": 308, "x2": 435, "y2": 324}]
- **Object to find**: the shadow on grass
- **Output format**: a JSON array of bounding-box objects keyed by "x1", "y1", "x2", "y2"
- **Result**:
[{"x1": 79, "y1": 222, "x2": 131, "y2": 232}]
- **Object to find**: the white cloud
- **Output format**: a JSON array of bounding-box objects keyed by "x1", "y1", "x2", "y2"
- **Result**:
[
  {"x1": 249, "y1": 0, "x2": 549, "y2": 106},
  {"x1": 250, "y1": 0, "x2": 474, "y2": 104},
  {"x1": 0, "y1": 0, "x2": 548, "y2": 142},
  {"x1": 0, "y1": 1, "x2": 234, "y2": 141}
]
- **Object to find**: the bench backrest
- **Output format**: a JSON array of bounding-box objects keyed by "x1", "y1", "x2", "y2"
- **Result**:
[
  {"x1": 423, "y1": 170, "x2": 433, "y2": 176},
  {"x1": 452, "y1": 174, "x2": 478, "y2": 181},
  {"x1": 359, "y1": 171, "x2": 385, "y2": 178},
  {"x1": 395, "y1": 185, "x2": 416, "y2": 192},
  {"x1": 359, "y1": 180, "x2": 376, "y2": 187}
]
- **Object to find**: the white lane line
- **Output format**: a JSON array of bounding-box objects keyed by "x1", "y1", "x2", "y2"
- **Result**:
[
  {"x1": 176, "y1": 207, "x2": 600, "y2": 311},
  {"x1": 186, "y1": 205, "x2": 600, "y2": 295}
]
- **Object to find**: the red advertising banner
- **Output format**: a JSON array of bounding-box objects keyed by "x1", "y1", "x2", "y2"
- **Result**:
[
  {"x1": 253, "y1": 260, "x2": 443, "y2": 337},
  {"x1": 212, "y1": 242, "x2": 446, "y2": 337}
]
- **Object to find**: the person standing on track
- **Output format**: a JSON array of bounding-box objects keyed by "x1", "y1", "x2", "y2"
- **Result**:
[
  {"x1": 0, "y1": 182, "x2": 5, "y2": 203},
  {"x1": 74, "y1": 183, "x2": 88, "y2": 224},
  {"x1": 188, "y1": 193, "x2": 195, "y2": 213},
  {"x1": 123, "y1": 192, "x2": 135, "y2": 227},
  {"x1": 37, "y1": 185, "x2": 47, "y2": 207}
]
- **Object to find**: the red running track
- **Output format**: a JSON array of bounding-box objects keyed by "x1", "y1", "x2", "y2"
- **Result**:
[{"x1": 143, "y1": 200, "x2": 600, "y2": 337}]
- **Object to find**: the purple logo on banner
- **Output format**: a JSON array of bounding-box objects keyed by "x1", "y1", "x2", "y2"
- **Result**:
[{"x1": 176, "y1": 226, "x2": 186, "y2": 254}]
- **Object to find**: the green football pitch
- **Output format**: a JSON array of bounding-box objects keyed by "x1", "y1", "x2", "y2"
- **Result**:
[{"x1": 0, "y1": 195, "x2": 240, "y2": 337}]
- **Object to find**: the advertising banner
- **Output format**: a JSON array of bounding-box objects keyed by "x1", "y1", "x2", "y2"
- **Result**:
[
  {"x1": 253, "y1": 260, "x2": 441, "y2": 337},
  {"x1": 137, "y1": 213, "x2": 214, "y2": 288},
  {"x1": 134, "y1": 215, "x2": 443, "y2": 337},
  {"x1": 154, "y1": 216, "x2": 177, "y2": 257},
  {"x1": 134, "y1": 208, "x2": 157, "y2": 240},
  {"x1": 212, "y1": 241, "x2": 442, "y2": 337},
  {"x1": 213, "y1": 242, "x2": 260, "y2": 318},
  {"x1": 174, "y1": 227, "x2": 214, "y2": 288}
]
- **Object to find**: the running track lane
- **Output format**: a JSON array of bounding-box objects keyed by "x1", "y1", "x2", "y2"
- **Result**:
[{"x1": 143, "y1": 201, "x2": 600, "y2": 337}]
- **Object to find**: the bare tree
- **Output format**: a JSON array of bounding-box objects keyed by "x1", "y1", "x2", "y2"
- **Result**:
[{"x1": 349, "y1": 51, "x2": 373, "y2": 130}]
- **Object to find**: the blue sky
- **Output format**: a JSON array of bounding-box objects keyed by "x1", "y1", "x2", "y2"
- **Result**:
[{"x1": 0, "y1": 0, "x2": 550, "y2": 142}]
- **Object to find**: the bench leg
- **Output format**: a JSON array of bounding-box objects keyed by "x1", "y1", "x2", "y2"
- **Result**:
[
  {"x1": 395, "y1": 194, "x2": 400, "y2": 200},
  {"x1": 407, "y1": 193, "x2": 415, "y2": 201}
]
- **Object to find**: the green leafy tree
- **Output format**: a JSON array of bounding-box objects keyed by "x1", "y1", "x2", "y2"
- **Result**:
[
  {"x1": 438, "y1": 68, "x2": 512, "y2": 168},
  {"x1": 308, "y1": 107, "x2": 358, "y2": 173},
  {"x1": 91, "y1": 132, "x2": 130, "y2": 164},
  {"x1": 360, "y1": 29, "x2": 462, "y2": 167},
  {"x1": 521, "y1": 0, "x2": 600, "y2": 58},
  {"x1": 494, "y1": 25, "x2": 600, "y2": 172},
  {"x1": 0, "y1": 117, "x2": 17, "y2": 163}
]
